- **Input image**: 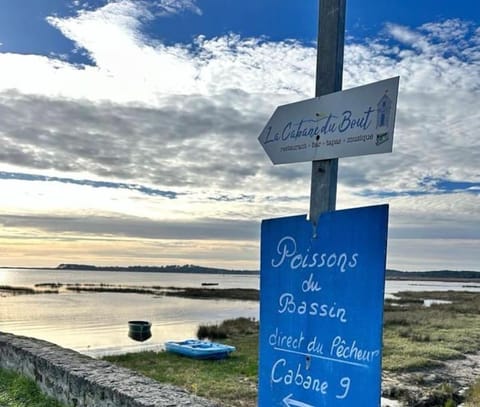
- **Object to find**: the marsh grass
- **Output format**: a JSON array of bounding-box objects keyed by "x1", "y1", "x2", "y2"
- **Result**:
[
  {"x1": 0, "y1": 285, "x2": 58, "y2": 295},
  {"x1": 197, "y1": 324, "x2": 228, "y2": 340},
  {"x1": 63, "y1": 284, "x2": 260, "y2": 301},
  {"x1": 164, "y1": 287, "x2": 260, "y2": 301},
  {"x1": 65, "y1": 285, "x2": 158, "y2": 295},
  {"x1": 106, "y1": 322, "x2": 259, "y2": 406},
  {"x1": 0, "y1": 368, "x2": 65, "y2": 407},
  {"x1": 0, "y1": 285, "x2": 36, "y2": 295},
  {"x1": 3, "y1": 282, "x2": 260, "y2": 302},
  {"x1": 197, "y1": 317, "x2": 259, "y2": 340},
  {"x1": 465, "y1": 378, "x2": 480, "y2": 406},
  {"x1": 382, "y1": 291, "x2": 480, "y2": 371}
]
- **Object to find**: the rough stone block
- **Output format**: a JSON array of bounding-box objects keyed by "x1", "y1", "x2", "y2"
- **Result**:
[{"x1": 0, "y1": 332, "x2": 219, "y2": 407}]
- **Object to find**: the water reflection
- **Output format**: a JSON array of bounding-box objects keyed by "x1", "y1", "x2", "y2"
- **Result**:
[
  {"x1": 0, "y1": 291, "x2": 258, "y2": 357},
  {"x1": 0, "y1": 268, "x2": 260, "y2": 289},
  {"x1": 423, "y1": 299, "x2": 452, "y2": 307}
]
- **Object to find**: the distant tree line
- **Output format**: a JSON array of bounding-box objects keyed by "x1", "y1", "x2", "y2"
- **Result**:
[
  {"x1": 386, "y1": 269, "x2": 480, "y2": 280},
  {"x1": 55, "y1": 264, "x2": 480, "y2": 280},
  {"x1": 56, "y1": 263, "x2": 259, "y2": 275}
]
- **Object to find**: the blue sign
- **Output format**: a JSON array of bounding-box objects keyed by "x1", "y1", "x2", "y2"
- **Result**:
[{"x1": 259, "y1": 205, "x2": 389, "y2": 406}]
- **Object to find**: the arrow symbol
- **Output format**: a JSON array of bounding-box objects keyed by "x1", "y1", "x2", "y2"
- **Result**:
[{"x1": 282, "y1": 393, "x2": 314, "y2": 407}]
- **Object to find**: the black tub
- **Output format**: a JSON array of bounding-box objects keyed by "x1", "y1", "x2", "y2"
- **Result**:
[{"x1": 128, "y1": 320, "x2": 152, "y2": 342}]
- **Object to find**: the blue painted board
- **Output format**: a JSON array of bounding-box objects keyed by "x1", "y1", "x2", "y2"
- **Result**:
[{"x1": 259, "y1": 204, "x2": 389, "y2": 406}]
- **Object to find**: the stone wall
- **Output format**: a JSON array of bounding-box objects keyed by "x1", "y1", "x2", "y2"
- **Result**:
[{"x1": 0, "y1": 332, "x2": 219, "y2": 407}]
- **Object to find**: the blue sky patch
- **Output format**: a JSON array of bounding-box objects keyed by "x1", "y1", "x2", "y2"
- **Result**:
[
  {"x1": 3, "y1": 0, "x2": 478, "y2": 68},
  {"x1": 360, "y1": 177, "x2": 480, "y2": 198},
  {"x1": 0, "y1": 171, "x2": 178, "y2": 199},
  {"x1": 0, "y1": 1, "x2": 95, "y2": 65}
]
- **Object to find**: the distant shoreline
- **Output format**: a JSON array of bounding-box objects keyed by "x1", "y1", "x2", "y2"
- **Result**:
[
  {"x1": 1, "y1": 264, "x2": 480, "y2": 281},
  {"x1": 0, "y1": 264, "x2": 259, "y2": 275}
]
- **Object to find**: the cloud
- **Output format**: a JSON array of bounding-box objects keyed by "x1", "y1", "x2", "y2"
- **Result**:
[
  {"x1": 1, "y1": 2, "x2": 316, "y2": 102},
  {"x1": 388, "y1": 238, "x2": 479, "y2": 271},
  {"x1": 1, "y1": 15, "x2": 478, "y2": 198},
  {"x1": 342, "y1": 21, "x2": 480, "y2": 198},
  {"x1": 0, "y1": 2, "x2": 479, "y2": 269},
  {"x1": 0, "y1": 213, "x2": 259, "y2": 241},
  {"x1": 0, "y1": 89, "x2": 270, "y2": 191},
  {"x1": 385, "y1": 23, "x2": 430, "y2": 51},
  {"x1": 49, "y1": 1, "x2": 176, "y2": 69},
  {"x1": 420, "y1": 19, "x2": 472, "y2": 44},
  {"x1": 154, "y1": 0, "x2": 202, "y2": 16}
]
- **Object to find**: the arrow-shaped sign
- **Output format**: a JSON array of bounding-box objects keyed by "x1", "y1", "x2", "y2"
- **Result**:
[
  {"x1": 282, "y1": 393, "x2": 314, "y2": 407},
  {"x1": 258, "y1": 77, "x2": 399, "y2": 165}
]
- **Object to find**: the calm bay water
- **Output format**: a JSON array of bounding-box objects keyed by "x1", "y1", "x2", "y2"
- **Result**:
[
  {"x1": 1, "y1": 268, "x2": 479, "y2": 357},
  {"x1": 0, "y1": 268, "x2": 260, "y2": 289}
]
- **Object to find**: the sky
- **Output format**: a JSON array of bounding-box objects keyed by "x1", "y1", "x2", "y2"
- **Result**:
[{"x1": 0, "y1": 0, "x2": 479, "y2": 271}]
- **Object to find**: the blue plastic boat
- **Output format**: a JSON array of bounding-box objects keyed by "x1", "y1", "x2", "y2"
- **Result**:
[{"x1": 165, "y1": 339, "x2": 235, "y2": 360}]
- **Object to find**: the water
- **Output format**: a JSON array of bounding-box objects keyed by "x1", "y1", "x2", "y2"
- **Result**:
[
  {"x1": 385, "y1": 279, "x2": 480, "y2": 296},
  {"x1": 0, "y1": 268, "x2": 260, "y2": 289},
  {"x1": 1, "y1": 268, "x2": 479, "y2": 357},
  {"x1": 0, "y1": 268, "x2": 259, "y2": 356}
]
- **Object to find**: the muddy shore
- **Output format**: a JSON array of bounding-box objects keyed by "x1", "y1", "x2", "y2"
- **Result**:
[{"x1": 382, "y1": 351, "x2": 480, "y2": 406}]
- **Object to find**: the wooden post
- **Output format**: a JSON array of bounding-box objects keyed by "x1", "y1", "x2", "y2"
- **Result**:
[{"x1": 309, "y1": 0, "x2": 346, "y2": 225}]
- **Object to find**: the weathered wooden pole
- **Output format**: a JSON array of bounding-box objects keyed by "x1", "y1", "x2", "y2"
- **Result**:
[{"x1": 309, "y1": 0, "x2": 346, "y2": 225}]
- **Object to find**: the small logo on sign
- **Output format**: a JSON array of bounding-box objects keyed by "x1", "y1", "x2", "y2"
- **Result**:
[{"x1": 376, "y1": 132, "x2": 389, "y2": 146}]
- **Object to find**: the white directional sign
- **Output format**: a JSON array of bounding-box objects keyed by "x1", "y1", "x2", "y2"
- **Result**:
[{"x1": 258, "y1": 77, "x2": 399, "y2": 164}]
